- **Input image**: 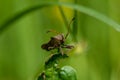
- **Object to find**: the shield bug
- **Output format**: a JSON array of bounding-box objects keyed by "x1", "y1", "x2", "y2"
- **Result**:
[{"x1": 41, "y1": 18, "x2": 75, "y2": 54}]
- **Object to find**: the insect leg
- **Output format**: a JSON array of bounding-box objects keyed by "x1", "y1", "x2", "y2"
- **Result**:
[
  {"x1": 38, "y1": 72, "x2": 46, "y2": 80},
  {"x1": 62, "y1": 44, "x2": 74, "y2": 49},
  {"x1": 59, "y1": 46, "x2": 64, "y2": 55}
]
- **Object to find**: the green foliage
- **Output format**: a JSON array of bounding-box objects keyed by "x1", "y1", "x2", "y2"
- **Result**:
[
  {"x1": 0, "y1": 0, "x2": 120, "y2": 80},
  {"x1": 59, "y1": 66, "x2": 77, "y2": 80},
  {"x1": 38, "y1": 65, "x2": 77, "y2": 80},
  {"x1": 1, "y1": 2, "x2": 120, "y2": 34}
]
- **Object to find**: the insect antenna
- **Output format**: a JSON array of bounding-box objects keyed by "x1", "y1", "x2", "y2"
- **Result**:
[
  {"x1": 47, "y1": 29, "x2": 60, "y2": 35},
  {"x1": 65, "y1": 17, "x2": 75, "y2": 39}
]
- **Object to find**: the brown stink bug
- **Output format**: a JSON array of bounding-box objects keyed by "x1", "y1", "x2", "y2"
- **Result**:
[{"x1": 41, "y1": 18, "x2": 75, "y2": 54}]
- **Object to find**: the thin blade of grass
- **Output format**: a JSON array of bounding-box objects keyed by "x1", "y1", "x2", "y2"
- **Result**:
[{"x1": 0, "y1": 2, "x2": 120, "y2": 35}]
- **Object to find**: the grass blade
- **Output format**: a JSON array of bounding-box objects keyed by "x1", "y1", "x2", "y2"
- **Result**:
[{"x1": 0, "y1": 2, "x2": 120, "y2": 35}]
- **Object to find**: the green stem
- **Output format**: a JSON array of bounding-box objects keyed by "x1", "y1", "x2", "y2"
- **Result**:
[
  {"x1": 0, "y1": 4, "x2": 50, "y2": 35},
  {"x1": 1, "y1": 2, "x2": 120, "y2": 35},
  {"x1": 72, "y1": 0, "x2": 78, "y2": 42}
]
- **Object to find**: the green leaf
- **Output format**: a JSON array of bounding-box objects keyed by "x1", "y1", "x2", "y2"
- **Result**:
[
  {"x1": 59, "y1": 66, "x2": 77, "y2": 80},
  {"x1": 1, "y1": 2, "x2": 120, "y2": 35}
]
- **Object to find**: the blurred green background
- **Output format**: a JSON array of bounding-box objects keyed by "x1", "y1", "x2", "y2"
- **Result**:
[{"x1": 0, "y1": 0, "x2": 120, "y2": 80}]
